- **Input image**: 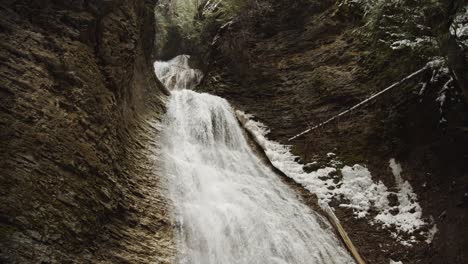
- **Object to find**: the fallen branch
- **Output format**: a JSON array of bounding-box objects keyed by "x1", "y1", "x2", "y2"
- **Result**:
[
  {"x1": 324, "y1": 205, "x2": 367, "y2": 264},
  {"x1": 288, "y1": 65, "x2": 430, "y2": 141}
]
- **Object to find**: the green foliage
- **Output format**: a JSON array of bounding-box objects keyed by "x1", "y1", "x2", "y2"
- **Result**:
[
  {"x1": 348, "y1": 0, "x2": 444, "y2": 56},
  {"x1": 154, "y1": 0, "x2": 276, "y2": 61},
  {"x1": 155, "y1": 0, "x2": 248, "y2": 46}
]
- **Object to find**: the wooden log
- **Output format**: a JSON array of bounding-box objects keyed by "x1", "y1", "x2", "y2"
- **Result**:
[{"x1": 324, "y1": 205, "x2": 367, "y2": 264}]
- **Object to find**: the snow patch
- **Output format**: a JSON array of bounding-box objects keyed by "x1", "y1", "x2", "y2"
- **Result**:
[
  {"x1": 450, "y1": 4, "x2": 468, "y2": 45},
  {"x1": 390, "y1": 37, "x2": 435, "y2": 50},
  {"x1": 374, "y1": 159, "x2": 426, "y2": 234},
  {"x1": 389, "y1": 158, "x2": 403, "y2": 184},
  {"x1": 425, "y1": 224, "x2": 438, "y2": 244},
  {"x1": 339, "y1": 165, "x2": 389, "y2": 218},
  {"x1": 237, "y1": 111, "x2": 432, "y2": 244}
]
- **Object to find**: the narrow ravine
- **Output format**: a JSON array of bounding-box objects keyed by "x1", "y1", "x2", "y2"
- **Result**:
[{"x1": 154, "y1": 55, "x2": 355, "y2": 264}]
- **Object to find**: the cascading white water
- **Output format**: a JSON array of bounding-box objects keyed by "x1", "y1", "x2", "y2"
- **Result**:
[
  {"x1": 155, "y1": 55, "x2": 355, "y2": 264},
  {"x1": 154, "y1": 55, "x2": 203, "y2": 90}
]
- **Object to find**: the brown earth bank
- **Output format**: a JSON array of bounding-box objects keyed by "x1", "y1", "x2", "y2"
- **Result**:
[
  {"x1": 0, "y1": 0, "x2": 174, "y2": 263},
  {"x1": 193, "y1": 0, "x2": 468, "y2": 263}
]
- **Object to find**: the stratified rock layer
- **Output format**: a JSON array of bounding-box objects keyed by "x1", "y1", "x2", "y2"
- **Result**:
[{"x1": 0, "y1": 1, "x2": 174, "y2": 263}]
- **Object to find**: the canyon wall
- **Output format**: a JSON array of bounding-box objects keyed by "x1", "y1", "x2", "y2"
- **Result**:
[
  {"x1": 0, "y1": 0, "x2": 174, "y2": 262},
  {"x1": 1, "y1": 0, "x2": 467, "y2": 263},
  {"x1": 191, "y1": 0, "x2": 468, "y2": 263}
]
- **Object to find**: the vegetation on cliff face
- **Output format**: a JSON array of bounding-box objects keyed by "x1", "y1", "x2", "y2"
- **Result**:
[
  {"x1": 154, "y1": 0, "x2": 276, "y2": 64},
  {"x1": 153, "y1": 0, "x2": 244, "y2": 59},
  {"x1": 155, "y1": 0, "x2": 467, "y2": 98}
]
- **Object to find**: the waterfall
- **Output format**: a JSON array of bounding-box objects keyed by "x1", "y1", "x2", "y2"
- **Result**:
[
  {"x1": 154, "y1": 55, "x2": 203, "y2": 90},
  {"x1": 155, "y1": 55, "x2": 355, "y2": 264}
]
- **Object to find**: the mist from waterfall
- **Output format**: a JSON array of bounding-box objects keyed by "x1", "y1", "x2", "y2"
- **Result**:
[{"x1": 155, "y1": 55, "x2": 355, "y2": 264}]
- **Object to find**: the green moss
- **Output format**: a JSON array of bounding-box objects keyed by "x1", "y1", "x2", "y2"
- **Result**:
[
  {"x1": 340, "y1": 152, "x2": 367, "y2": 165},
  {"x1": 0, "y1": 224, "x2": 16, "y2": 241}
]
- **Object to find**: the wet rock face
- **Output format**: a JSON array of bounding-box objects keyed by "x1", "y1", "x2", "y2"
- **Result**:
[{"x1": 0, "y1": 0, "x2": 174, "y2": 263}]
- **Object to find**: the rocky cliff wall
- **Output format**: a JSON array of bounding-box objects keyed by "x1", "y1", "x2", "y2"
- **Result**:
[
  {"x1": 0, "y1": 0, "x2": 174, "y2": 263},
  {"x1": 193, "y1": 0, "x2": 468, "y2": 263}
]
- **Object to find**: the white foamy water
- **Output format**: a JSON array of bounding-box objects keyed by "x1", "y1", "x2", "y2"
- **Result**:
[
  {"x1": 155, "y1": 55, "x2": 354, "y2": 264},
  {"x1": 154, "y1": 55, "x2": 203, "y2": 90}
]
